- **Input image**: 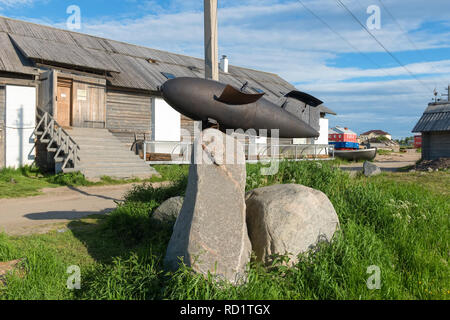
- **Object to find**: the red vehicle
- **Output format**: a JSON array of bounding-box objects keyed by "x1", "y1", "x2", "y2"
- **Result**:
[{"x1": 414, "y1": 135, "x2": 422, "y2": 148}]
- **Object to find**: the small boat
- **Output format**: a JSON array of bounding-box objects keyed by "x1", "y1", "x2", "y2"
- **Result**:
[{"x1": 333, "y1": 148, "x2": 377, "y2": 161}]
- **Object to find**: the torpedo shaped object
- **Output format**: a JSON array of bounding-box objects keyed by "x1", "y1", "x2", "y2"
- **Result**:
[{"x1": 160, "y1": 77, "x2": 320, "y2": 139}]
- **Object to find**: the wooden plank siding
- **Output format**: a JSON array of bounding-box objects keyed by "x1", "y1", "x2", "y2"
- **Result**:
[
  {"x1": 72, "y1": 80, "x2": 106, "y2": 128},
  {"x1": 181, "y1": 114, "x2": 196, "y2": 142},
  {"x1": 106, "y1": 90, "x2": 152, "y2": 147},
  {"x1": 422, "y1": 132, "x2": 450, "y2": 160},
  {"x1": 0, "y1": 85, "x2": 5, "y2": 167},
  {"x1": 52, "y1": 72, "x2": 107, "y2": 128}
]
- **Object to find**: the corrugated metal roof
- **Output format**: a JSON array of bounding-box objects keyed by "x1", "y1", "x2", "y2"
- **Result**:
[
  {"x1": 332, "y1": 126, "x2": 356, "y2": 135},
  {"x1": 412, "y1": 111, "x2": 450, "y2": 132},
  {"x1": 0, "y1": 16, "x2": 301, "y2": 100},
  {"x1": 412, "y1": 102, "x2": 450, "y2": 132},
  {"x1": 424, "y1": 102, "x2": 450, "y2": 113}
]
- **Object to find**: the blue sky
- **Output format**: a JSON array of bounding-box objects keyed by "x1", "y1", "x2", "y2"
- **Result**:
[{"x1": 1, "y1": 0, "x2": 449, "y2": 139}]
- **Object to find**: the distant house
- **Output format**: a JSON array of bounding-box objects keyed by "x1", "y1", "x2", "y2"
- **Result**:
[
  {"x1": 328, "y1": 126, "x2": 357, "y2": 143},
  {"x1": 328, "y1": 126, "x2": 359, "y2": 150},
  {"x1": 360, "y1": 130, "x2": 392, "y2": 142},
  {"x1": 412, "y1": 102, "x2": 450, "y2": 160},
  {"x1": 0, "y1": 16, "x2": 326, "y2": 177},
  {"x1": 361, "y1": 129, "x2": 399, "y2": 152}
]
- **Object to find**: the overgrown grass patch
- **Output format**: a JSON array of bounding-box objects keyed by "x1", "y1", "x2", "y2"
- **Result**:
[
  {"x1": 0, "y1": 164, "x2": 187, "y2": 199},
  {"x1": 0, "y1": 161, "x2": 448, "y2": 300}
]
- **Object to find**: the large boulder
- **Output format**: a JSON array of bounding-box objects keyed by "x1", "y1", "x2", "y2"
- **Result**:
[
  {"x1": 246, "y1": 184, "x2": 340, "y2": 265},
  {"x1": 363, "y1": 161, "x2": 381, "y2": 177},
  {"x1": 152, "y1": 196, "x2": 184, "y2": 223},
  {"x1": 164, "y1": 129, "x2": 251, "y2": 284}
]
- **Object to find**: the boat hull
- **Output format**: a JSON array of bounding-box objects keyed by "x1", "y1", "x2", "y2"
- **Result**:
[{"x1": 334, "y1": 148, "x2": 377, "y2": 161}]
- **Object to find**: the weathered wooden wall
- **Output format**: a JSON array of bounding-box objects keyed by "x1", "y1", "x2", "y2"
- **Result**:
[
  {"x1": 422, "y1": 131, "x2": 450, "y2": 160},
  {"x1": 72, "y1": 80, "x2": 106, "y2": 128},
  {"x1": 53, "y1": 71, "x2": 106, "y2": 128},
  {"x1": 106, "y1": 90, "x2": 152, "y2": 147},
  {"x1": 181, "y1": 114, "x2": 196, "y2": 142},
  {"x1": 0, "y1": 85, "x2": 5, "y2": 167}
]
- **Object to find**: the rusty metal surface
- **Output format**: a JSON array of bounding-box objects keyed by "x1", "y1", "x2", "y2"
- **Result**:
[
  {"x1": 216, "y1": 85, "x2": 265, "y2": 105},
  {"x1": 161, "y1": 77, "x2": 319, "y2": 138}
]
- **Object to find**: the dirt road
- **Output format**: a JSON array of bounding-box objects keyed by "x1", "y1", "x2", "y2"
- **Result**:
[
  {"x1": 339, "y1": 150, "x2": 421, "y2": 172},
  {"x1": 0, "y1": 183, "x2": 161, "y2": 236}
]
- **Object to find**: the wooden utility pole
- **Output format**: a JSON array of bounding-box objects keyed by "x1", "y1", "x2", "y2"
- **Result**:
[{"x1": 204, "y1": 0, "x2": 219, "y2": 81}]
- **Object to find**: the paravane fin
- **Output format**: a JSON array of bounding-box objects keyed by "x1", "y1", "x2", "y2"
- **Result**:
[
  {"x1": 216, "y1": 85, "x2": 265, "y2": 105},
  {"x1": 284, "y1": 90, "x2": 323, "y2": 107}
]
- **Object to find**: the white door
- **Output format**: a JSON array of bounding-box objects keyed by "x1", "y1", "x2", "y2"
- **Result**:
[
  {"x1": 151, "y1": 97, "x2": 180, "y2": 154},
  {"x1": 5, "y1": 85, "x2": 36, "y2": 168}
]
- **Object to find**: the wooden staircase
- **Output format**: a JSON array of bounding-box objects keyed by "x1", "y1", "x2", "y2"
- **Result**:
[
  {"x1": 34, "y1": 109, "x2": 159, "y2": 179},
  {"x1": 34, "y1": 108, "x2": 80, "y2": 172}
]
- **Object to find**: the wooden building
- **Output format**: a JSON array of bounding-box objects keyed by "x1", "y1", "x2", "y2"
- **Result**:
[
  {"x1": 412, "y1": 102, "x2": 450, "y2": 160},
  {"x1": 0, "y1": 16, "x2": 324, "y2": 177}
]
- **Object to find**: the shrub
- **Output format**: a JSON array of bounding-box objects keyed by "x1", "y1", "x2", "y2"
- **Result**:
[{"x1": 46, "y1": 172, "x2": 93, "y2": 186}]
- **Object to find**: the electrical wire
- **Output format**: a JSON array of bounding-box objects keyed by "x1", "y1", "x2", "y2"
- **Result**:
[
  {"x1": 296, "y1": 0, "x2": 394, "y2": 79},
  {"x1": 375, "y1": 0, "x2": 449, "y2": 89},
  {"x1": 335, "y1": 0, "x2": 433, "y2": 94}
]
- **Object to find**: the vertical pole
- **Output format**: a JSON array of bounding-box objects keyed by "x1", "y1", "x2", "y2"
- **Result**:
[
  {"x1": 448, "y1": 85, "x2": 450, "y2": 102},
  {"x1": 204, "y1": 0, "x2": 219, "y2": 81},
  {"x1": 143, "y1": 141, "x2": 147, "y2": 162}
]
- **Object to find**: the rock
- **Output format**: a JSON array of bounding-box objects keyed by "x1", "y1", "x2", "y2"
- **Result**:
[
  {"x1": 152, "y1": 196, "x2": 184, "y2": 223},
  {"x1": 164, "y1": 128, "x2": 251, "y2": 284},
  {"x1": 246, "y1": 184, "x2": 340, "y2": 265},
  {"x1": 363, "y1": 161, "x2": 381, "y2": 177},
  {"x1": 0, "y1": 259, "x2": 25, "y2": 286}
]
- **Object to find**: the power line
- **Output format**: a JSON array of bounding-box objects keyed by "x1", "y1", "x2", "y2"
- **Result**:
[
  {"x1": 335, "y1": 0, "x2": 433, "y2": 94},
  {"x1": 376, "y1": 0, "x2": 427, "y2": 55},
  {"x1": 376, "y1": 0, "x2": 448, "y2": 87},
  {"x1": 296, "y1": 0, "x2": 393, "y2": 79}
]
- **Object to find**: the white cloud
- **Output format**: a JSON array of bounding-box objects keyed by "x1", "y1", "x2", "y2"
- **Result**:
[
  {"x1": 0, "y1": 0, "x2": 33, "y2": 8},
  {"x1": 7, "y1": 0, "x2": 450, "y2": 138}
]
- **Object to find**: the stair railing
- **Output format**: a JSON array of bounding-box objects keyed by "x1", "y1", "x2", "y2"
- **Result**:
[{"x1": 34, "y1": 107, "x2": 80, "y2": 170}]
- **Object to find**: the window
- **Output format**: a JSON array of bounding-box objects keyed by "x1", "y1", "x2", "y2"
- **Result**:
[
  {"x1": 188, "y1": 66, "x2": 200, "y2": 72},
  {"x1": 252, "y1": 87, "x2": 264, "y2": 94},
  {"x1": 161, "y1": 72, "x2": 176, "y2": 79}
]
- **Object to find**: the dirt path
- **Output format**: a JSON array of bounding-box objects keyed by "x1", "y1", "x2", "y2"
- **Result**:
[
  {"x1": 339, "y1": 151, "x2": 421, "y2": 172},
  {"x1": 0, "y1": 182, "x2": 166, "y2": 236}
]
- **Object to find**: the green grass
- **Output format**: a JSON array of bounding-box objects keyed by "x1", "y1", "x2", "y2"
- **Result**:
[
  {"x1": 0, "y1": 161, "x2": 448, "y2": 300},
  {"x1": 376, "y1": 149, "x2": 394, "y2": 156},
  {"x1": 0, "y1": 165, "x2": 188, "y2": 199}
]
